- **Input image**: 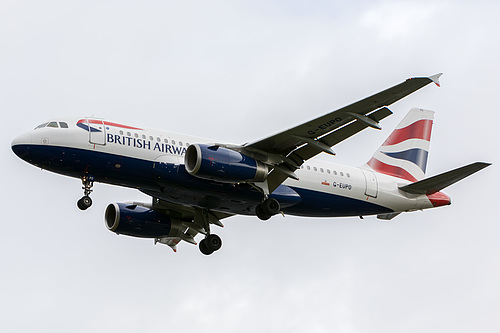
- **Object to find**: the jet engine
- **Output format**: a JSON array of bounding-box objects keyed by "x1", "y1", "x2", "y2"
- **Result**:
[
  {"x1": 184, "y1": 144, "x2": 268, "y2": 183},
  {"x1": 105, "y1": 202, "x2": 185, "y2": 238}
]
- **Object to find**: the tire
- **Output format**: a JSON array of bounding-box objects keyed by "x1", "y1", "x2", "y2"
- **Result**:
[
  {"x1": 206, "y1": 234, "x2": 222, "y2": 252},
  {"x1": 256, "y1": 204, "x2": 272, "y2": 221},
  {"x1": 77, "y1": 199, "x2": 85, "y2": 210},
  {"x1": 77, "y1": 196, "x2": 92, "y2": 210},
  {"x1": 199, "y1": 239, "x2": 214, "y2": 255},
  {"x1": 263, "y1": 198, "x2": 280, "y2": 215}
]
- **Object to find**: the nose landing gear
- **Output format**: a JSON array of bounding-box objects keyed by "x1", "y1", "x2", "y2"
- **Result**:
[{"x1": 77, "y1": 174, "x2": 94, "y2": 210}]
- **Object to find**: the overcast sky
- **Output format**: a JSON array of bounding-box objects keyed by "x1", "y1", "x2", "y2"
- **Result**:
[{"x1": 2, "y1": 1, "x2": 499, "y2": 332}]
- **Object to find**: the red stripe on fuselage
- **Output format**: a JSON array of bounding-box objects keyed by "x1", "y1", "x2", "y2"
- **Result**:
[
  {"x1": 102, "y1": 121, "x2": 143, "y2": 130},
  {"x1": 367, "y1": 158, "x2": 417, "y2": 182},
  {"x1": 383, "y1": 119, "x2": 433, "y2": 146},
  {"x1": 77, "y1": 119, "x2": 143, "y2": 130}
]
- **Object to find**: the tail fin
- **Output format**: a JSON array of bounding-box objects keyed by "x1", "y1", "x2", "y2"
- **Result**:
[{"x1": 367, "y1": 108, "x2": 434, "y2": 181}]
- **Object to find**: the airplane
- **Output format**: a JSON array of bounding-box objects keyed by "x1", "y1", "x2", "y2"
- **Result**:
[{"x1": 11, "y1": 73, "x2": 491, "y2": 255}]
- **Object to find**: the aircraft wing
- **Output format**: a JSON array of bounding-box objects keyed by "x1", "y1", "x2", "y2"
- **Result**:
[
  {"x1": 140, "y1": 190, "x2": 233, "y2": 252},
  {"x1": 243, "y1": 74, "x2": 442, "y2": 192}
]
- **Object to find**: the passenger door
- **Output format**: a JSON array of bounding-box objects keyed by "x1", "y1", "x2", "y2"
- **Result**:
[
  {"x1": 87, "y1": 118, "x2": 106, "y2": 145},
  {"x1": 361, "y1": 169, "x2": 378, "y2": 198}
]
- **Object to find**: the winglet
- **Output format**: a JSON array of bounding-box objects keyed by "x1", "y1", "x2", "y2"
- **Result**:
[{"x1": 429, "y1": 73, "x2": 443, "y2": 87}]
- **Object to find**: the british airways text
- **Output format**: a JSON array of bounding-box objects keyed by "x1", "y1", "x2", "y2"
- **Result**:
[{"x1": 107, "y1": 134, "x2": 187, "y2": 155}]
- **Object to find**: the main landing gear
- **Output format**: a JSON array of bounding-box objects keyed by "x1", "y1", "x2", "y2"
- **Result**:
[
  {"x1": 77, "y1": 174, "x2": 94, "y2": 210},
  {"x1": 199, "y1": 234, "x2": 222, "y2": 255},
  {"x1": 195, "y1": 208, "x2": 223, "y2": 255},
  {"x1": 255, "y1": 197, "x2": 280, "y2": 220}
]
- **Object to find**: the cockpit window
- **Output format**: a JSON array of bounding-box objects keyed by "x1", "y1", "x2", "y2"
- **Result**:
[
  {"x1": 35, "y1": 121, "x2": 69, "y2": 129},
  {"x1": 35, "y1": 122, "x2": 48, "y2": 129}
]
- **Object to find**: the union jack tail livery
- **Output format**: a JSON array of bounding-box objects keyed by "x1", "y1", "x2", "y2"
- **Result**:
[{"x1": 367, "y1": 108, "x2": 434, "y2": 182}]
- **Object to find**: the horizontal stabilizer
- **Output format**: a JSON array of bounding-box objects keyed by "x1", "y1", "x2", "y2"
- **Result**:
[
  {"x1": 399, "y1": 162, "x2": 491, "y2": 194},
  {"x1": 377, "y1": 212, "x2": 401, "y2": 220}
]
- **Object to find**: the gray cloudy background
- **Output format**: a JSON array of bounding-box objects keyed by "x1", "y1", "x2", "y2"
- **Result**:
[{"x1": 2, "y1": 1, "x2": 499, "y2": 332}]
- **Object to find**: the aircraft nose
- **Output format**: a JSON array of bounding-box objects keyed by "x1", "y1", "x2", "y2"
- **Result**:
[{"x1": 11, "y1": 132, "x2": 33, "y2": 160}]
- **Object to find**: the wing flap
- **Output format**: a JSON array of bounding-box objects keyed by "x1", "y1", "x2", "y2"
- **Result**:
[{"x1": 140, "y1": 190, "x2": 233, "y2": 251}]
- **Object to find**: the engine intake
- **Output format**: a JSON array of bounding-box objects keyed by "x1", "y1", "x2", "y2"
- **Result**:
[
  {"x1": 105, "y1": 202, "x2": 184, "y2": 238},
  {"x1": 185, "y1": 144, "x2": 268, "y2": 183}
]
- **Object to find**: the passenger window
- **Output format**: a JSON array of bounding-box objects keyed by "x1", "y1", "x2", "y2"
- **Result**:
[
  {"x1": 142, "y1": 134, "x2": 146, "y2": 139},
  {"x1": 307, "y1": 166, "x2": 311, "y2": 170},
  {"x1": 179, "y1": 141, "x2": 183, "y2": 146},
  {"x1": 172, "y1": 140, "x2": 176, "y2": 145},
  {"x1": 320, "y1": 168, "x2": 324, "y2": 173},
  {"x1": 47, "y1": 122, "x2": 58, "y2": 128},
  {"x1": 157, "y1": 137, "x2": 161, "y2": 142},
  {"x1": 134, "y1": 133, "x2": 138, "y2": 138},
  {"x1": 164, "y1": 139, "x2": 168, "y2": 144},
  {"x1": 333, "y1": 171, "x2": 337, "y2": 175},
  {"x1": 340, "y1": 172, "x2": 344, "y2": 177},
  {"x1": 313, "y1": 167, "x2": 317, "y2": 172},
  {"x1": 186, "y1": 142, "x2": 189, "y2": 146},
  {"x1": 347, "y1": 173, "x2": 350, "y2": 178},
  {"x1": 127, "y1": 132, "x2": 131, "y2": 136},
  {"x1": 149, "y1": 136, "x2": 153, "y2": 141},
  {"x1": 327, "y1": 169, "x2": 331, "y2": 174},
  {"x1": 59, "y1": 122, "x2": 68, "y2": 128},
  {"x1": 35, "y1": 123, "x2": 48, "y2": 129},
  {"x1": 120, "y1": 130, "x2": 124, "y2": 135}
]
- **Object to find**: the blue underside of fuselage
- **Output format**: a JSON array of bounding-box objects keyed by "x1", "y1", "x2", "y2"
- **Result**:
[{"x1": 12, "y1": 144, "x2": 393, "y2": 217}]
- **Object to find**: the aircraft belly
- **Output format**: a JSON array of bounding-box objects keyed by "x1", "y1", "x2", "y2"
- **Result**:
[
  {"x1": 18, "y1": 144, "x2": 394, "y2": 218},
  {"x1": 283, "y1": 187, "x2": 393, "y2": 217}
]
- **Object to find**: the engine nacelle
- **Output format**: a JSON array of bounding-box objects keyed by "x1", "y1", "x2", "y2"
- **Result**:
[
  {"x1": 184, "y1": 144, "x2": 268, "y2": 183},
  {"x1": 105, "y1": 202, "x2": 184, "y2": 238}
]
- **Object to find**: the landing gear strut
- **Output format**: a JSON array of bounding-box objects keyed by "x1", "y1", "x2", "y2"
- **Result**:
[
  {"x1": 77, "y1": 174, "x2": 94, "y2": 210},
  {"x1": 255, "y1": 197, "x2": 280, "y2": 220}
]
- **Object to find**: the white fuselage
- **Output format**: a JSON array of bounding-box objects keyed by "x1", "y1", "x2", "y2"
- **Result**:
[{"x1": 11, "y1": 117, "x2": 446, "y2": 218}]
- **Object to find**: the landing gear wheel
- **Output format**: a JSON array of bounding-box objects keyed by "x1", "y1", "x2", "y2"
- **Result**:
[
  {"x1": 199, "y1": 234, "x2": 222, "y2": 255},
  {"x1": 199, "y1": 239, "x2": 214, "y2": 255},
  {"x1": 256, "y1": 204, "x2": 272, "y2": 220},
  {"x1": 263, "y1": 198, "x2": 280, "y2": 215},
  {"x1": 77, "y1": 196, "x2": 92, "y2": 210},
  {"x1": 256, "y1": 198, "x2": 280, "y2": 220},
  {"x1": 206, "y1": 234, "x2": 222, "y2": 252}
]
